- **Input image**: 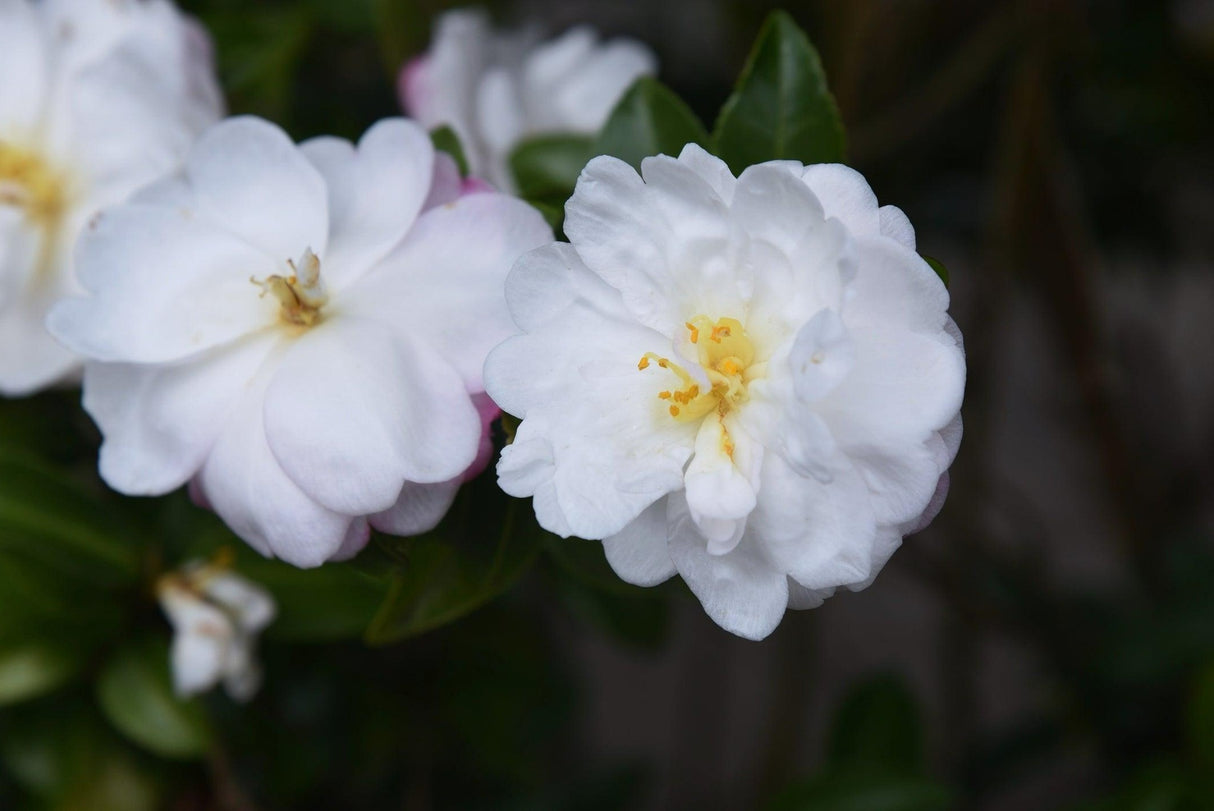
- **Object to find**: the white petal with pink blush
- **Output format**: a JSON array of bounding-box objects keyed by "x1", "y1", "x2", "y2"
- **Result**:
[
  {"x1": 401, "y1": 9, "x2": 656, "y2": 192},
  {"x1": 50, "y1": 116, "x2": 553, "y2": 567},
  {"x1": 484, "y1": 146, "x2": 965, "y2": 640}
]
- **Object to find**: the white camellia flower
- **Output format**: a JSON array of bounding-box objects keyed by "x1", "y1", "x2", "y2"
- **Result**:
[
  {"x1": 400, "y1": 8, "x2": 656, "y2": 192},
  {"x1": 0, "y1": 0, "x2": 222, "y2": 395},
  {"x1": 157, "y1": 558, "x2": 275, "y2": 701},
  {"x1": 484, "y1": 146, "x2": 965, "y2": 640},
  {"x1": 48, "y1": 116, "x2": 552, "y2": 566}
]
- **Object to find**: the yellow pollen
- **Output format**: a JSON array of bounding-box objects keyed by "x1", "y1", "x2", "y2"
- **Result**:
[
  {"x1": 1, "y1": 141, "x2": 72, "y2": 285},
  {"x1": 638, "y1": 316, "x2": 759, "y2": 459}
]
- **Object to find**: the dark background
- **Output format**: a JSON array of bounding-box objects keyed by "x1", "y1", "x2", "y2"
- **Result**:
[{"x1": 5, "y1": 0, "x2": 1214, "y2": 808}]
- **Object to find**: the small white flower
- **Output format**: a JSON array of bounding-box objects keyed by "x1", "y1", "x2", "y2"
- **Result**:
[
  {"x1": 157, "y1": 558, "x2": 275, "y2": 701},
  {"x1": 48, "y1": 116, "x2": 552, "y2": 566},
  {"x1": 400, "y1": 8, "x2": 656, "y2": 192},
  {"x1": 484, "y1": 146, "x2": 966, "y2": 640},
  {"x1": 0, "y1": 0, "x2": 222, "y2": 395}
]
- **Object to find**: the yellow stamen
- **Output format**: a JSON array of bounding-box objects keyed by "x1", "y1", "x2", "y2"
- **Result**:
[
  {"x1": 0, "y1": 142, "x2": 72, "y2": 286},
  {"x1": 253, "y1": 248, "x2": 328, "y2": 328}
]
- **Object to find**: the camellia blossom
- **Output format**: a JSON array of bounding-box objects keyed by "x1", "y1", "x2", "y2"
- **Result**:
[
  {"x1": 49, "y1": 116, "x2": 552, "y2": 566},
  {"x1": 484, "y1": 146, "x2": 966, "y2": 640},
  {"x1": 0, "y1": 0, "x2": 222, "y2": 395},
  {"x1": 157, "y1": 556, "x2": 275, "y2": 701},
  {"x1": 401, "y1": 8, "x2": 656, "y2": 192}
]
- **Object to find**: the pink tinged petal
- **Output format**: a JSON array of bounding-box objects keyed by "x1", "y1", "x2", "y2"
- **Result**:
[
  {"x1": 750, "y1": 453, "x2": 880, "y2": 592},
  {"x1": 46, "y1": 203, "x2": 279, "y2": 364},
  {"x1": 371, "y1": 478, "x2": 462, "y2": 538},
  {"x1": 300, "y1": 119, "x2": 434, "y2": 289},
  {"x1": 684, "y1": 417, "x2": 761, "y2": 554},
  {"x1": 263, "y1": 318, "x2": 481, "y2": 516},
  {"x1": 0, "y1": 0, "x2": 46, "y2": 133},
  {"x1": 879, "y1": 205, "x2": 916, "y2": 250},
  {"x1": 463, "y1": 392, "x2": 500, "y2": 482},
  {"x1": 185, "y1": 117, "x2": 329, "y2": 262},
  {"x1": 423, "y1": 151, "x2": 463, "y2": 211},
  {"x1": 844, "y1": 235, "x2": 951, "y2": 333},
  {"x1": 84, "y1": 333, "x2": 278, "y2": 496},
  {"x1": 399, "y1": 55, "x2": 433, "y2": 119},
  {"x1": 667, "y1": 495, "x2": 789, "y2": 641},
  {"x1": 346, "y1": 192, "x2": 552, "y2": 391},
  {"x1": 800, "y1": 163, "x2": 882, "y2": 237},
  {"x1": 198, "y1": 371, "x2": 358, "y2": 568},
  {"x1": 788, "y1": 308, "x2": 855, "y2": 402},
  {"x1": 602, "y1": 497, "x2": 677, "y2": 587}
]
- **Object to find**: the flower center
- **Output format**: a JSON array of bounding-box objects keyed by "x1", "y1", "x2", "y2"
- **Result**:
[
  {"x1": 638, "y1": 316, "x2": 759, "y2": 457},
  {"x1": 0, "y1": 142, "x2": 68, "y2": 224},
  {"x1": 252, "y1": 248, "x2": 328, "y2": 328}
]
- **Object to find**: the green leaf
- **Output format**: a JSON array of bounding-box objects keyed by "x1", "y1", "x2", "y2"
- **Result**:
[
  {"x1": 594, "y1": 77, "x2": 709, "y2": 170},
  {"x1": 0, "y1": 697, "x2": 161, "y2": 810},
  {"x1": 768, "y1": 769, "x2": 954, "y2": 811},
  {"x1": 509, "y1": 134, "x2": 597, "y2": 205},
  {"x1": 922, "y1": 255, "x2": 950, "y2": 287},
  {"x1": 431, "y1": 125, "x2": 470, "y2": 177},
  {"x1": 245, "y1": 558, "x2": 391, "y2": 643},
  {"x1": 95, "y1": 639, "x2": 210, "y2": 760},
  {"x1": 827, "y1": 675, "x2": 925, "y2": 772},
  {"x1": 0, "y1": 451, "x2": 140, "y2": 587},
  {"x1": 0, "y1": 642, "x2": 88, "y2": 706},
  {"x1": 365, "y1": 476, "x2": 543, "y2": 644},
  {"x1": 713, "y1": 10, "x2": 846, "y2": 174}
]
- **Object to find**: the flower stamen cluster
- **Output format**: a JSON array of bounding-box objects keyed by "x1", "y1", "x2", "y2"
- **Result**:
[
  {"x1": 252, "y1": 248, "x2": 328, "y2": 328},
  {"x1": 0, "y1": 142, "x2": 68, "y2": 225}
]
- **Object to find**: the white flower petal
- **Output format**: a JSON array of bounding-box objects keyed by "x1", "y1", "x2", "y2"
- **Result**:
[
  {"x1": 263, "y1": 318, "x2": 481, "y2": 515},
  {"x1": 788, "y1": 308, "x2": 856, "y2": 402},
  {"x1": 371, "y1": 478, "x2": 463, "y2": 538},
  {"x1": 878, "y1": 205, "x2": 916, "y2": 249},
  {"x1": 684, "y1": 417, "x2": 761, "y2": 552},
  {"x1": 843, "y1": 235, "x2": 951, "y2": 333},
  {"x1": 676, "y1": 144, "x2": 737, "y2": 204},
  {"x1": 198, "y1": 372, "x2": 358, "y2": 568},
  {"x1": 801, "y1": 163, "x2": 881, "y2": 237},
  {"x1": 602, "y1": 497, "x2": 677, "y2": 587},
  {"x1": 84, "y1": 333, "x2": 277, "y2": 496},
  {"x1": 0, "y1": 0, "x2": 47, "y2": 133},
  {"x1": 185, "y1": 117, "x2": 329, "y2": 262},
  {"x1": 47, "y1": 203, "x2": 278, "y2": 364},
  {"x1": 300, "y1": 118, "x2": 434, "y2": 289},
  {"x1": 668, "y1": 496, "x2": 789, "y2": 641},
  {"x1": 202, "y1": 572, "x2": 277, "y2": 633},
  {"x1": 345, "y1": 192, "x2": 552, "y2": 391}
]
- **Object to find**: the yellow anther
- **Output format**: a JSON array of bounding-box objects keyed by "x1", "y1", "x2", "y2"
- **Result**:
[
  {"x1": 669, "y1": 405, "x2": 680, "y2": 417},
  {"x1": 685, "y1": 321, "x2": 699, "y2": 343},
  {"x1": 718, "y1": 358, "x2": 742, "y2": 377},
  {"x1": 638, "y1": 356, "x2": 650, "y2": 370},
  {"x1": 658, "y1": 391, "x2": 672, "y2": 400},
  {"x1": 252, "y1": 248, "x2": 328, "y2": 329},
  {"x1": 710, "y1": 325, "x2": 732, "y2": 343}
]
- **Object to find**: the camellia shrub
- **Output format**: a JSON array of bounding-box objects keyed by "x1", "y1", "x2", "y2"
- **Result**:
[{"x1": 0, "y1": 1, "x2": 976, "y2": 808}]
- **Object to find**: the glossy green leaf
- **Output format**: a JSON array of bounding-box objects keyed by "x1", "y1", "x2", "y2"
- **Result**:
[
  {"x1": 246, "y1": 559, "x2": 391, "y2": 643},
  {"x1": 595, "y1": 77, "x2": 709, "y2": 170},
  {"x1": 431, "y1": 125, "x2": 470, "y2": 177},
  {"x1": 922, "y1": 255, "x2": 950, "y2": 287},
  {"x1": 365, "y1": 477, "x2": 543, "y2": 644},
  {"x1": 0, "y1": 642, "x2": 88, "y2": 707},
  {"x1": 713, "y1": 11, "x2": 846, "y2": 174},
  {"x1": 828, "y1": 675, "x2": 925, "y2": 771},
  {"x1": 95, "y1": 639, "x2": 210, "y2": 760},
  {"x1": 509, "y1": 134, "x2": 597, "y2": 205}
]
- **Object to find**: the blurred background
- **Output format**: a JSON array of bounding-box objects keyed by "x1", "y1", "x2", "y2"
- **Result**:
[{"x1": 3, "y1": 0, "x2": 1213, "y2": 808}]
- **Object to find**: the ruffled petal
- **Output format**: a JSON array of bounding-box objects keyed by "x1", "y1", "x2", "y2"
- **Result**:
[
  {"x1": 263, "y1": 317, "x2": 481, "y2": 515},
  {"x1": 602, "y1": 497, "x2": 677, "y2": 587}
]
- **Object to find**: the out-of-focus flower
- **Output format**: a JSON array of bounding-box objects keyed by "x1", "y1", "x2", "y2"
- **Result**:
[
  {"x1": 400, "y1": 8, "x2": 656, "y2": 192},
  {"x1": 484, "y1": 146, "x2": 965, "y2": 640},
  {"x1": 157, "y1": 556, "x2": 275, "y2": 701},
  {"x1": 0, "y1": 0, "x2": 222, "y2": 395},
  {"x1": 49, "y1": 116, "x2": 552, "y2": 566}
]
